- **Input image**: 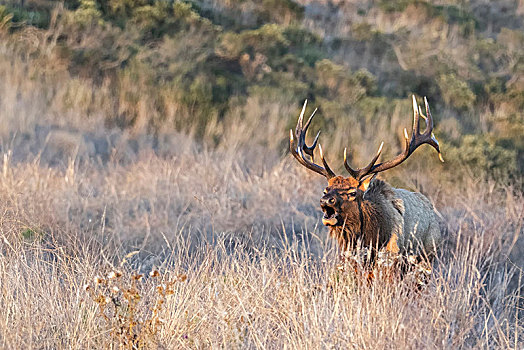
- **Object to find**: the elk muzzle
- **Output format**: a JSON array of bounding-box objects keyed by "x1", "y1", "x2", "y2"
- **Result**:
[{"x1": 320, "y1": 196, "x2": 339, "y2": 226}]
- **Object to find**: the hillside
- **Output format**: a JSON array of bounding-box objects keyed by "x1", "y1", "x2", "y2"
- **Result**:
[{"x1": 0, "y1": 0, "x2": 523, "y2": 177}]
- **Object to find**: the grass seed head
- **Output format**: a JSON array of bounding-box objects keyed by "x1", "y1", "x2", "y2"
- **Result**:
[{"x1": 108, "y1": 270, "x2": 122, "y2": 279}]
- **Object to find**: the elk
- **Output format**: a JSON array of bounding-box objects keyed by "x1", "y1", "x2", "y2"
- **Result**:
[{"x1": 289, "y1": 96, "x2": 443, "y2": 262}]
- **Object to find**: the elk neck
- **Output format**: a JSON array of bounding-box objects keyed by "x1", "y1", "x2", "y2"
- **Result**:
[{"x1": 330, "y1": 179, "x2": 394, "y2": 252}]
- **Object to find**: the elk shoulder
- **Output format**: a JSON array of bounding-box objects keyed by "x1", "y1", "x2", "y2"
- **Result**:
[{"x1": 365, "y1": 179, "x2": 441, "y2": 256}]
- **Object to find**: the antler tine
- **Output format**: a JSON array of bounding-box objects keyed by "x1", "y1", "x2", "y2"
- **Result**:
[
  {"x1": 295, "y1": 99, "x2": 307, "y2": 136},
  {"x1": 303, "y1": 108, "x2": 320, "y2": 159},
  {"x1": 290, "y1": 130, "x2": 316, "y2": 171},
  {"x1": 303, "y1": 130, "x2": 320, "y2": 160},
  {"x1": 424, "y1": 97, "x2": 445, "y2": 162},
  {"x1": 423, "y1": 97, "x2": 432, "y2": 133},
  {"x1": 362, "y1": 142, "x2": 384, "y2": 174},
  {"x1": 303, "y1": 106, "x2": 317, "y2": 131},
  {"x1": 289, "y1": 100, "x2": 337, "y2": 179},
  {"x1": 344, "y1": 142, "x2": 384, "y2": 181},
  {"x1": 419, "y1": 97, "x2": 443, "y2": 161},
  {"x1": 294, "y1": 101, "x2": 320, "y2": 159},
  {"x1": 319, "y1": 145, "x2": 336, "y2": 178},
  {"x1": 343, "y1": 148, "x2": 359, "y2": 179},
  {"x1": 412, "y1": 94, "x2": 421, "y2": 136},
  {"x1": 356, "y1": 95, "x2": 444, "y2": 176}
]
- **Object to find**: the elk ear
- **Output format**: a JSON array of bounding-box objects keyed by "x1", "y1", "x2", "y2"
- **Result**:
[{"x1": 358, "y1": 174, "x2": 377, "y2": 192}]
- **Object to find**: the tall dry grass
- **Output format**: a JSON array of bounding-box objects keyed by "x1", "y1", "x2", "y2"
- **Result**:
[
  {"x1": 0, "y1": 138, "x2": 522, "y2": 348},
  {"x1": 0, "y1": 15, "x2": 522, "y2": 349}
]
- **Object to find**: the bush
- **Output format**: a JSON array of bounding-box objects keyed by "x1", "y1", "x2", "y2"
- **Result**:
[
  {"x1": 1, "y1": 0, "x2": 522, "y2": 179},
  {"x1": 438, "y1": 73, "x2": 476, "y2": 110},
  {"x1": 71, "y1": 0, "x2": 104, "y2": 28},
  {"x1": 314, "y1": 59, "x2": 368, "y2": 101},
  {"x1": 0, "y1": 5, "x2": 13, "y2": 33},
  {"x1": 445, "y1": 135, "x2": 518, "y2": 179}
]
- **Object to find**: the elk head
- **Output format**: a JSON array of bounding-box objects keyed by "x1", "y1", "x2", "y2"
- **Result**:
[{"x1": 289, "y1": 96, "x2": 444, "y2": 235}]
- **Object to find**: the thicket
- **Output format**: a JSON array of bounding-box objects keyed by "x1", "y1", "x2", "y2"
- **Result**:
[{"x1": 0, "y1": 0, "x2": 522, "y2": 180}]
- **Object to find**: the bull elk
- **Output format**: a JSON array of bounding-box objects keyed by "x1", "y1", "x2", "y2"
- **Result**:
[{"x1": 289, "y1": 96, "x2": 444, "y2": 261}]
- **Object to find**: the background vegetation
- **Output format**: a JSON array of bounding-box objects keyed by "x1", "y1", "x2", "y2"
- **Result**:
[
  {"x1": 0, "y1": 0, "x2": 522, "y2": 348},
  {"x1": 1, "y1": 0, "x2": 523, "y2": 178}
]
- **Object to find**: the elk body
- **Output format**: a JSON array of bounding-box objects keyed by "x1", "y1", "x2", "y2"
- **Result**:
[{"x1": 289, "y1": 96, "x2": 443, "y2": 260}]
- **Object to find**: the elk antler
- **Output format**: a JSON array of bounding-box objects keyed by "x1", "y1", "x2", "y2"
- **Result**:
[
  {"x1": 290, "y1": 100, "x2": 336, "y2": 179},
  {"x1": 344, "y1": 95, "x2": 444, "y2": 181}
]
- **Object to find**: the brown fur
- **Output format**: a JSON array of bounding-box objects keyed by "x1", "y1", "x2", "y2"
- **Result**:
[{"x1": 321, "y1": 176, "x2": 440, "y2": 259}]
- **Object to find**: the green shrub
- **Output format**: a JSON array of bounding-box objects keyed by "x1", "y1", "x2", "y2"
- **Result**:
[
  {"x1": 71, "y1": 0, "x2": 104, "y2": 28},
  {"x1": 378, "y1": 0, "x2": 416, "y2": 13},
  {"x1": 0, "y1": 5, "x2": 13, "y2": 32},
  {"x1": 216, "y1": 24, "x2": 289, "y2": 64},
  {"x1": 106, "y1": 0, "x2": 150, "y2": 19},
  {"x1": 314, "y1": 59, "x2": 367, "y2": 102},
  {"x1": 3, "y1": 4, "x2": 50, "y2": 28},
  {"x1": 445, "y1": 135, "x2": 518, "y2": 179},
  {"x1": 250, "y1": 0, "x2": 304, "y2": 25},
  {"x1": 438, "y1": 73, "x2": 476, "y2": 110}
]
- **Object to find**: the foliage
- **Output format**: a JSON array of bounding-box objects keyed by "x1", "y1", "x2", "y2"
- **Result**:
[
  {"x1": 0, "y1": 5, "x2": 13, "y2": 32},
  {"x1": 445, "y1": 135, "x2": 518, "y2": 180},
  {"x1": 71, "y1": 0, "x2": 104, "y2": 27},
  {"x1": 0, "y1": 0, "x2": 523, "y2": 178},
  {"x1": 438, "y1": 73, "x2": 476, "y2": 110}
]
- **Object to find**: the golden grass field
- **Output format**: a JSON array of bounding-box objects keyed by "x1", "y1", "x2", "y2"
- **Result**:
[
  {"x1": 0, "y1": 8, "x2": 523, "y2": 348},
  {"x1": 0, "y1": 133, "x2": 522, "y2": 348}
]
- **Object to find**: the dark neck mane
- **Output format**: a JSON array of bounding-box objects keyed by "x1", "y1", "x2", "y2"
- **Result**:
[{"x1": 329, "y1": 179, "x2": 394, "y2": 252}]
